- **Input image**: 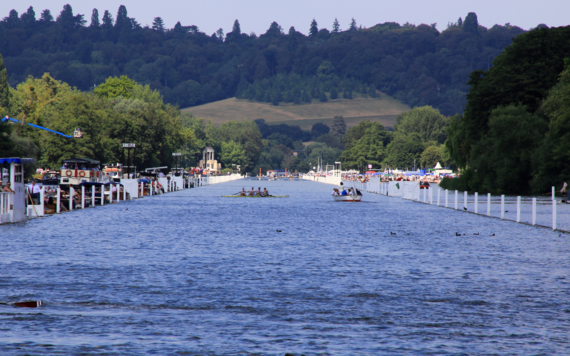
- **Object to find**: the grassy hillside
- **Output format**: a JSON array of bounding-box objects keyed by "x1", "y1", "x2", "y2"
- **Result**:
[{"x1": 181, "y1": 95, "x2": 410, "y2": 130}]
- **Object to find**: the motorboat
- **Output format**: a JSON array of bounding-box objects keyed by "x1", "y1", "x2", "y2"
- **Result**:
[{"x1": 332, "y1": 194, "x2": 362, "y2": 202}]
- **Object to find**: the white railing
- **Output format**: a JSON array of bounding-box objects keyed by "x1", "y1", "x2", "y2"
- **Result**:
[
  {"x1": 0, "y1": 192, "x2": 10, "y2": 215},
  {"x1": 206, "y1": 174, "x2": 243, "y2": 185},
  {"x1": 300, "y1": 174, "x2": 341, "y2": 186}
]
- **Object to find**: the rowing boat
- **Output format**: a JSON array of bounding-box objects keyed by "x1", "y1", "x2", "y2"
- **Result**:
[{"x1": 222, "y1": 195, "x2": 289, "y2": 198}]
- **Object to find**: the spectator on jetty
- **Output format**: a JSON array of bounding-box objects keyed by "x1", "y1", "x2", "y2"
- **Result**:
[
  {"x1": 3, "y1": 182, "x2": 15, "y2": 193},
  {"x1": 27, "y1": 181, "x2": 41, "y2": 204}
]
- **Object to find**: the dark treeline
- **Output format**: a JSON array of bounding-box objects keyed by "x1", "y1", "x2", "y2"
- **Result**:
[
  {"x1": 444, "y1": 26, "x2": 570, "y2": 195},
  {"x1": 0, "y1": 5, "x2": 529, "y2": 115}
]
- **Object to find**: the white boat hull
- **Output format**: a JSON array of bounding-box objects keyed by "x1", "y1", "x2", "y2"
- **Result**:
[{"x1": 332, "y1": 195, "x2": 362, "y2": 202}]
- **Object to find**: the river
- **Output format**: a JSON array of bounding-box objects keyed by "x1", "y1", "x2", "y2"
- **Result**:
[{"x1": 1, "y1": 179, "x2": 569, "y2": 355}]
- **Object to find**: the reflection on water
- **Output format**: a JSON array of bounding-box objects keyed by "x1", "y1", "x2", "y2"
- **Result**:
[{"x1": 1, "y1": 180, "x2": 569, "y2": 355}]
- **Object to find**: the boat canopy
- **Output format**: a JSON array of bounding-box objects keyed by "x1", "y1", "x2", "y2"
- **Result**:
[
  {"x1": 62, "y1": 158, "x2": 100, "y2": 165},
  {"x1": 0, "y1": 157, "x2": 34, "y2": 164}
]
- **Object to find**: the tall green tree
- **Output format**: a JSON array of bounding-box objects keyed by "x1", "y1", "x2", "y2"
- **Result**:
[
  {"x1": 463, "y1": 12, "x2": 479, "y2": 35},
  {"x1": 309, "y1": 19, "x2": 318, "y2": 37},
  {"x1": 349, "y1": 18, "x2": 357, "y2": 31},
  {"x1": 332, "y1": 18, "x2": 340, "y2": 33},
  {"x1": 329, "y1": 116, "x2": 346, "y2": 137},
  {"x1": 395, "y1": 106, "x2": 449, "y2": 144},
  {"x1": 90, "y1": 9, "x2": 99, "y2": 28},
  {"x1": 152, "y1": 17, "x2": 165, "y2": 33},
  {"x1": 0, "y1": 52, "x2": 9, "y2": 113}
]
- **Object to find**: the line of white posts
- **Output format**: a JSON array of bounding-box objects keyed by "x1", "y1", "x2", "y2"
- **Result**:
[{"x1": 373, "y1": 181, "x2": 559, "y2": 230}]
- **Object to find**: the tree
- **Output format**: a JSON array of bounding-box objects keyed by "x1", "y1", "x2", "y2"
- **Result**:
[
  {"x1": 215, "y1": 28, "x2": 224, "y2": 41},
  {"x1": 90, "y1": 9, "x2": 99, "y2": 28},
  {"x1": 232, "y1": 19, "x2": 241, "y2": 34},
  {"x1": 332, "y1": 18, "x2": 340, "y2": 33},
  {"x1": 420, "y1": 145, "x2": 441, "y2": 168},
  {"x1": 309, "y1": 19, "x2": 318, "y2": 37},
  {"x1": 330, "y1": 87, "x2": 339, "y2": 99},
  {"x1": 329, "y1": 116, "x2": 346, "y2": 137},
  {"x1": 463, "y1": 12, "x2": 479, "y2": 35},
  {"x1": 349, "y1": 18, "x2": 357, "y2": 31},
  {"x1": 457, "y1": 17, "x2": 463, "y2": 27},
  {"x1": 101, "y1": 10, "x2": 113, "y2": 27},
  {"x1": 220, "y1": 140, "x2": 247, "y2": 168},
  {"x1": 339, "y1": 124, "x2": 390, "y2": 170},
  {"x1": 531, "y1": 65, "x2": 570, "y2": 193},
  {"x1": 152, "y1": 17, "x2": 165, "y2": 33},
  {"x1": 319, "y1": 91, "x2": 328, "y2": 102},
  {"x1": 21, "y1": 7, "x2": 36, "y2": 25},
  {"x1": 311, "y1": 122, "x2": 330, "y2": 139},
  {"x1": 468, "y1": 104, "x2": 548, "y2": 194},
  {"x1": 395, "y1": 106, "x2": 449, "y2": 144},
  {"x1": 94, "y1": 76, "x2": 136, "y2": 98},
  {"x1": 0, "y1": 53, "x2": 9, "y2": 113},
  {"x1": 39, "y1": 9, "x2": 53, "y2": 22},
  {"x1": 115, "y1": 5, "x2": 130, "y2": 31}
]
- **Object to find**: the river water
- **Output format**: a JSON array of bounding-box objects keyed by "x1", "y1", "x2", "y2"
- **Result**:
[{"x1": 1, "y1": 179, "x2": 569, "y2": 355}]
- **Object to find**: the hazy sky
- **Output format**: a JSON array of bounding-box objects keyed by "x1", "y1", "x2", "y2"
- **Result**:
[{"x1": 1, "y1": 0, "x2": 568, "y2": 36}]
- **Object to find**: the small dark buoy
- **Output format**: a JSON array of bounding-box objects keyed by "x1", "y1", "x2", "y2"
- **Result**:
[
  {"x1": 276, "y1": 229, "x2": 282, "y2": 232},
  {"x1": 125, "y1": 208, "x2": 128, "y2": 210},
  {"x1": 463, "y1": 207, "x2": 467, "y2": 211},
  {"x1": 505, "y1": 211, "x2": 508, "y2": 213},
  {"x1": 474, "y1": 233, "x2": 479, "y2": 235},
  {"x1": 390, "y1": 232, "x2": 396, "y2": 235},
  {"x1": 491, "y1": 233, "x2": 495, "y2": 236},
  {"x1": 455, "y1": 232, "x2": 461, "y2": 236}
]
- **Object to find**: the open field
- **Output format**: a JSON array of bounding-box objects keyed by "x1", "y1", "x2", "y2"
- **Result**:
[{"x1": 181, "y1": 95, "x2": 410, "y2": 130}]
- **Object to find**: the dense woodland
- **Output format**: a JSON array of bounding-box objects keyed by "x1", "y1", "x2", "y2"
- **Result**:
[
  {"x1": 2, "y1": 5, "x2": 570, "y2": 195},
  {"x1": 0, "y1": 5, "x2": 530, "y2": 115}
]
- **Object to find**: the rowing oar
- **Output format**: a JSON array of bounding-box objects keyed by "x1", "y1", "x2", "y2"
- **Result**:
[{"x1": 0, "y1": 300, "x2": 43, "y2": 308}]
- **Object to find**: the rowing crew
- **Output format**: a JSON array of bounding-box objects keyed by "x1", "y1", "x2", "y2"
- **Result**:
[{"x1": 240, "y1": 187, "x2": 270, "y2": 196}]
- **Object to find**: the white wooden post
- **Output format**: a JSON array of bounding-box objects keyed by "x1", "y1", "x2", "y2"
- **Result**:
[
  {"x1": 437, "y1": 187, "x2": 440, "y2": 206},
  {"x1": 423, "y1": 187, "x2": 426, "y2": 202},
  {"x1": 516, "y1": 196, "x2": 521, "y2": 223},
  {"x1": 109, "y1": 185, "x2": 113, "y2": 203},
  {"x1": 150, "y1": 182, "x2": 153, "y2": 196},
  {"x1": 454, "y1": 190, "x2": 458, "y2": 210},
  {"x1": 500, "y1": 195, "x2": 505, "y2": 219},
  {"x1": 81, "y1": 186, "x2": 85, "y2": 209},
  {"x1": 552, "y1": 186, "x2": 555, "y2": 201},
  {"x1": 91, "y1": 186, "x2": 95, "y2": 207},
  {"x1": 464, "y1": 191, "x2": 467, "y2": 210},
  {"x1": 487, "y1": 193, "x2": 491, "y2": 216},
  {"x1": 140, "y1": 182, "x2": 143, "y2": 197},
  {"x1": 101, "y1": 185, "x2": 105, "y2": 206},
  {"x1": 445, "y1": 189, "x2": 448, "y2": 208},
  {"x1": 123, "y1": 184, "x2": 126, "y2": 201},
  {"x1": 40, "y1": 187, "x2": 45, "y2": 214},
  {"x1": 429, "y1": 187, "x2": 433, "y2": 204},
  {"x1": 116, "y1": 184, "x2": 120, "y2": 202},
  {"x1": 474, "y1": 192, "x2": 478, "y2": 214},
  {"x1": 69, "y1": 187, "x2": 74, "y2": 211},
  {"x1": 532, "y1": 198, "x2": 536, "y2": 225},
  {"x1": 56, "y1": 187, "x2": 61, "y2": 213},
  {"x1": 553, "y1": 199, "x2": 557, "y2": 230}
]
